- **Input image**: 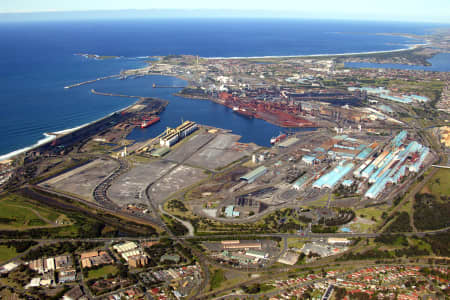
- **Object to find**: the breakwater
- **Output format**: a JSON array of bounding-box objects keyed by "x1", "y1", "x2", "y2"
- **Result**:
[
  {"x1": 64, "y1": 75, "x2": 120, "y2": 89},
  {"x1": 90, "y1": 89, "x2": 142, "y2": 99}
]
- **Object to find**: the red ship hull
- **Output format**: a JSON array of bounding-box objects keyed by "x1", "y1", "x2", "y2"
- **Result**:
[
  {"x1": 141, "y1": 116, "x2": 160, "y2": 128},
  {"x1": 234, "y1": 109, "x2": 254, "y2": 118}
]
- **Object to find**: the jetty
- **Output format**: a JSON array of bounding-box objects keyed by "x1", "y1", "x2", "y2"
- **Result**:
[{"x1": 64, "y1": 74, "x2": 120, "y2": 89}]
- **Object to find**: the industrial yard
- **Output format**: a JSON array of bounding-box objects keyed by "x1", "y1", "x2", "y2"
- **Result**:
[
  {"x1": 33, "y1": 117, "x2": 436, "y2": 233},
  {"x1": 40, "y1": 158, "x2": 119, "y2": 202}
]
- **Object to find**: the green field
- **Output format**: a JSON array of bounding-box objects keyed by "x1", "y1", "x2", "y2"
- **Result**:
[
  {"x1": 0, "y1": 194, "x2": 64, "y2": 229},
  {"x1": 209, "y1": 268, "x2": 225, "y2": 290},
  {"x1": 287, "y1": 238, "x2": 305, "y2": 249},
  {"x1": 86, "y1": 265, "x2": 118, "y2": 280},
  {"x1": 356, "y1": 205, "x2": 389, "y2": 221},
  {"x1": 0, "y1": 245, "x2": 18, "y2": 264},
  {"x1": 421, "y1": 169, "x2": 450, "y2": 199}
]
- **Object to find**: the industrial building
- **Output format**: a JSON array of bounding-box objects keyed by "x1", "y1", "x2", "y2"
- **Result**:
[
  {"x1": 312, "y1": 162, "x2": 354, "y2": 189},
  {"x1": 245, "y1": 250, "x2": 268, "y2": 260},
  {"x1": 327, "y1": 238, "x2": 351, "y2": 246},
  {"x1": 341, "y1": 179, "x2": 353, "y2": 187},
  {"x1": 292, "y1": 174, "x2": 310, "y2": 190},
  {"x1": 151, "y1": 147, "x2": 170, "y2": 157},
  {"x1": 113, "y1": 241, "x2": 138, "y2": 253},
  {"x1": 221, "y1": 240, "x2": 262, "y2": 250},
  {"x1": 360, "y1": 131, "x2": 430, "y2": 199},
  {"x1": 240, "y1": 166, "x2": 267, "y2": 183},
  {"x1": 128, "y1": 255, "x2": 149, "y2": 268},
  {"x1": 302, "y1": 155, "x2": 318, "y2": 165},
  {"x1": 160, "y1": 121, "x2": 198, "y2": 147}
]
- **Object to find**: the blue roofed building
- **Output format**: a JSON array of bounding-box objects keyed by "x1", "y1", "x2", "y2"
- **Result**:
[
  {"x1": 240, "y1": 166, "x2": 267, "y2": 183},
  {"x1": 356, "y1": 147, "x2": 372, "y2": 160},
  {"x1": 312, "y1": 163, "x2": 354, "y2": 189},
  {"x1": 342, "y1": 179, "x2": 354, "y2": 187},
  {"x1": 392, "y1": 130, "x2": 407, "y2": 148},
  {"x1": 302, "y1": 155, "x2": 318, "y2": 166},
  {"x1": 292, "y1": 174, "x2": 310, "y2": 190}
]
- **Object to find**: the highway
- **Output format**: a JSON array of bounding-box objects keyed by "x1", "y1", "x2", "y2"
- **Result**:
[{"x1": 1, "y1": 226, "x2": 448, "y2": 243}]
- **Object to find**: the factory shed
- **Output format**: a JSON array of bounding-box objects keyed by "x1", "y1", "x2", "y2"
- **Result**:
[
  {"x1": 342, "y1": 179, "x2": 353, "y2": 187},
  {"x1": 356, "y1": 147, "x2": 372, "y2": 160},
  {"x1": 302, "y1": 155, "x2": 318, "y2": 165},
  {"x1": 151, "y1": 147, "x2": 170, "y2": 157},
  {"x1": 292, "y1": 174, "x2": 309, "y2": 190},
  {"x1": 312, "y1": 163, "x2": 354, "y2": 189},
  {"x1": 240, "y1": 166, "x2": 267, "y2": 183},
  {"x1": 245, "y1": 250, "x2": 268, "y2": 259}
]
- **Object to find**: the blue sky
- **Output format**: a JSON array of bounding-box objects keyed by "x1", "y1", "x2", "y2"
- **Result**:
[{"x1": 1, "y1": 0, "x2": 449, "y2": 23}]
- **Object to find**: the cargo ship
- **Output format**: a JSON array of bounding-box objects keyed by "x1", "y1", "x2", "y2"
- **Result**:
[
  {"x1": 141, "y1": 116, "x2": 160, "y2": 129},
  {"x1": 270, "y1": 133, "x2": 287, "y2": 144},
  {"x1": 233, "y1": 107, "x2": 254, "y2": 119}
]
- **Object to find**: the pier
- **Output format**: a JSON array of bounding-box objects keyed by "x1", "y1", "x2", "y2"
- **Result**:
[{"x1": 64, "y1": 74, "x2": 120, "y2": 89}]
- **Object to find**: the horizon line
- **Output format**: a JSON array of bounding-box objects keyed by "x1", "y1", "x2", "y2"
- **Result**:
[{"x1": 0, "y1": 9, "x2": 449, "y2": 24}]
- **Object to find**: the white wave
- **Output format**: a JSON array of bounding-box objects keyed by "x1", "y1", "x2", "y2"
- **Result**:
[
  {"x1": 205, "y1": 43, "x2": 428, "y2": 60},
  {"x1": 0, "y1": 100, "x2": 137, "y2": 162},
  {"x1": 0, "y1": 133, "x2": 56, "y2": 162},
  {"x1": 51, "y1": 124, "x2": 87, "y2": 135}
]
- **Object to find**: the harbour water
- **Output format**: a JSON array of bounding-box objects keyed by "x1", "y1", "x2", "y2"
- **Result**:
[
  {"x1": 345, "y1": 52, "x2": 450, "y2": 72},
  {"x1": 0, "y1": 18, "x2": 443, "y2": 158}
]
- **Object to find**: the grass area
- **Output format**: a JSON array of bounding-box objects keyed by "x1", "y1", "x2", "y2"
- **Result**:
[
  {"x1": 355, "y1": 205, "x2": 389, "y2": 221},
  {"x1": 0, "y1": 188, "x2": 160, "y2": 239},
  {"x1": 397, "y1": 199, "x2": 413, "y2": 214},
  {"x1": 421, "y1": 169, "x2": 450, "y2": 199},
  {"x1": 164, "y1": 199, "x2": 191, "y2": 219},
  {"x1": 0, "y1": 245, "x2": 18, "y2": 264},
  {"x1": 408, "y1": 237, "x2": 432, "y2": 253},
  {"x1": 86, "y1": 265, "x2": 118, "y2": 280},
  {"x1": 287, "y1": 238, "x2": 305, "y2": 249},
  {"x1": 349, "y1": 222, "x2": 373, "y2": 233},
  {"x1": 0, "y1": 194, "x2": 62, "y2": 229},
  {"x1": 84, "y1": 141, "x2": 115, "y2": 154},
  {"x1": 213, "y1": 272, "x2": 250, "y2": 295},
  {"x1": 171, "y1": 206, "x2": 310, "y2": 235},
  {"x1": 209, "y1": 268, "x2": 225, "y2": 291}
]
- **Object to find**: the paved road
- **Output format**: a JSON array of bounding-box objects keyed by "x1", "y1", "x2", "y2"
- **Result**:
[
  {"x1": 160, "y1": 204, "x2": 195, "y2": 236},
  {"x1": 1, "y1": 226, "x2": 449, "y2": 245}
]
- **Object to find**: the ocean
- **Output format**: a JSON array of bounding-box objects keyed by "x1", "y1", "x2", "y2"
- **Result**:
[{"x1": 0, "y1": 18, "x2": 444, "y2": 158}]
